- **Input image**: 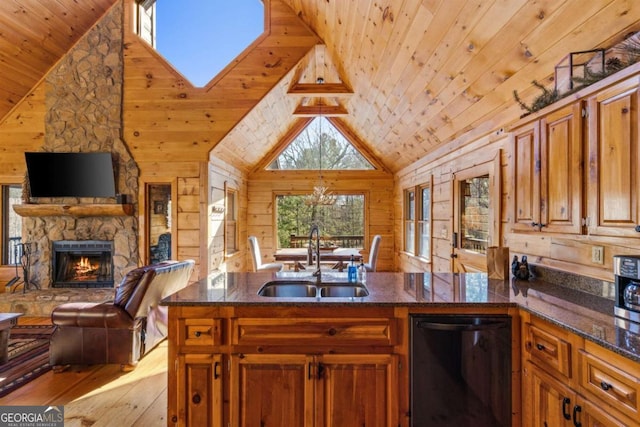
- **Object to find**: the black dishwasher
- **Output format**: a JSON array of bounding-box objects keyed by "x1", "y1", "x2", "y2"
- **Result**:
[{"x1": 410, "y1": 315, "x2": 512, "y2": 427}]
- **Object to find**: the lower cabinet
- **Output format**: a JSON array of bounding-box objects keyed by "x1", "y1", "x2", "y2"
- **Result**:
[
  {"x1": 230, "y1": 353, "x2": 397, "y2": 427},
  {"x1": 523, "y1": 361, "x2": 630, "y2": 427},
  {"x1": 176, "y1": 353, "x2": 223, "y2": 427},
  {"x1": 522, "y1": 313, "x2": 640, "y2": 427}
]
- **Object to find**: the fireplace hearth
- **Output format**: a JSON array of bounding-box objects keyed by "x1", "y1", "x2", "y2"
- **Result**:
[{"x1": 52, "y1": 240, "x2": 114, "y2": 288}]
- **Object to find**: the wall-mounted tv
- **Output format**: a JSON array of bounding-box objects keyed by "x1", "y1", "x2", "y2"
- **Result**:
[{"x1": 25, "y1": 152, "x2": 117, "y2": 198}]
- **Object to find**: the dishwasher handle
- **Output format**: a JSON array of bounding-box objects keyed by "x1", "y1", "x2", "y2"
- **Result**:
[{"x1": 415, "y1": 319, "x2": 509, "y2": 332}]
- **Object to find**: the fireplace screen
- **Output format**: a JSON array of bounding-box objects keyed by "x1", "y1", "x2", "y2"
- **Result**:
[{"x1": 52, "y1": 240, "x2": 114, "y2": 288}]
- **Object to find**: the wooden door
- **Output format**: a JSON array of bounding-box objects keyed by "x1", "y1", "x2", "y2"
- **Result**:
[
  {"x1": 176, "y1": 353, "x2": 223, "y2": 427},
  {"x1": 230, "y1": 354, "x2": 314, "y2": 427},
  {"x1": 452, "y1": 153, "x2": 501, "y2": 273},
  {"x1": 522, "y1": 361, "x2": 575, "y2": 427},
  {"x1": 540, "y1": 102, "x2": 584, "y2": 234},
  {"x1": 510, "y1": 121, "x2": 540, "y2": 232},
  {"x1": 315, "y1": 354, "x2": 397, "y2": 427},
  {"x1": 587, "y1": 78, "x2": 640, "y2": 237}
]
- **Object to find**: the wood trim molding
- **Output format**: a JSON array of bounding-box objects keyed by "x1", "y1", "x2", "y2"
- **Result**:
[{"x1": 13, "y1": 204, "x2": 134, "y2": 217}]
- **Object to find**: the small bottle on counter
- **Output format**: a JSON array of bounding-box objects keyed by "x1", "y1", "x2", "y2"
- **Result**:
[
  {"x1": 348, "y1": 255, "x2": 357, "y2": 283},
  {"x1": 358, "y1": 258, "x2": 366, "y2": 284}
]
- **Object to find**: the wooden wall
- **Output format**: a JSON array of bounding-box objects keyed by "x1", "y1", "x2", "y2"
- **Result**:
[
  {"x1": 395, "y1": 64, "x2": 640, "y2": 283},
  {"x1": 247, "y1": 169, "x2": 395, "y2": 271},
  {"x1": 209, "y1": 156, "x2": 247, "y2": 272}
]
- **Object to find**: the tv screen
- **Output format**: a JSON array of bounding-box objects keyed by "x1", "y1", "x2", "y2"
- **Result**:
[{"x1": 25, "y1": 152, "x2": 117, "y2": 198}]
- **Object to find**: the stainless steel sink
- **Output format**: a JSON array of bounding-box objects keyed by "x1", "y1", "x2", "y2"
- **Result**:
[
  {"x1": 257, "y1": 280, "x2": 317, "y2": 297},
  {"x1": 257, "y1": 280, "x2": 369, "y2": 298},
  {"x1": 319, "y1": 283, "x2": 369, "y2": 297}
]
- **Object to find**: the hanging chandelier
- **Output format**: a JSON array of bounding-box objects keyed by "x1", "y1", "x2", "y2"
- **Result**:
[{"x1": 306, "y1": 79, "x2": 336, "y2": 206}]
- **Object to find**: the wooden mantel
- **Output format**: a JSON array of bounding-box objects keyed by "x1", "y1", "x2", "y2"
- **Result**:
[{"x1": 13, "y1": 204, "x2": 134, "y2": 218}]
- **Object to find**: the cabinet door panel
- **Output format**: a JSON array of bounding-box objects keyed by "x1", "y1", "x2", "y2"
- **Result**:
[
  {"x1": 588, "y1": 79, "x2": 640, "y2": 236},
  {"x1": 511, "y1": 122, "x2": 540, "y2": 231},
  {"x1": 177, "y1": 354, "x2": 223, "y2": 427},
  {"x1": 316, "y1": 354, "x2": 397, "y2": 427},
  {"x1": 523, "y1": 361, "x2": 574, "y2": 427},
  {"x1": 540, "y1": 103, "x2": 583, "y2": 234},
  {"x1": 231, "y1": 354, "x2": 313, "y2": 427}
]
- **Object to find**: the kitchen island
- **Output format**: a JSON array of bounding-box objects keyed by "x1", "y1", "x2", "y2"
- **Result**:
[{"x1": 162, "y1": 272, "x2": 640, "y2": 427}]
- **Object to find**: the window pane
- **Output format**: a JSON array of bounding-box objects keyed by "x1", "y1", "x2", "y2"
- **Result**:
[
  {"x1": 460, "y1": 176, "x2": 489, "y2": 254},
  {"x1": 406, "y1": 190, "x2": 415, "y2": 220},
  {"x1": 404, "y1": 221, "x2": 415, "y2": 253},
  {"x1": 226, "y1": 190, "x2": 238, "y2": 253},
  {"x1": 420, "y1": 187, "x2": 430, "y2": 220},
  {"x1": 418, "y1": 221, "x2": 430, "y2": 258},
  {"x1": 3, "y1": 185, "x2": 22, "y2": 265},
  {"x1": 276, "y1": 194, "x2": 365, "y2": 249}
]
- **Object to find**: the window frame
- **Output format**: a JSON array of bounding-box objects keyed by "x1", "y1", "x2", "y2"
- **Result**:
[
  {"x1": 403, "y1": 178, "x2": 432, "y2": 261},
  {"x1": 225, "y1": 184, "x2": 239, "y2": 256},
  {"x1": 1, "y1": 184, "x2": 22, "y2": 266}
]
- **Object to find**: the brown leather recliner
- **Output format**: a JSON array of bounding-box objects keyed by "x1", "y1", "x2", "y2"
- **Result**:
[{"x1": 49, "y1": 259, "x2": 194, "y2": 369}]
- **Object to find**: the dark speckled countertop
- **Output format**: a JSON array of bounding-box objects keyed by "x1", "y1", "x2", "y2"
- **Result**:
[{"x1": 161, "y1": 271, "x2": 640, "y2": 363}]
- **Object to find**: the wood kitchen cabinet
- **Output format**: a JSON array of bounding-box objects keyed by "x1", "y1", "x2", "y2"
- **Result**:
[
  {"x1": 510, "y1": 72, "x2": 640, "y2": 238},
  {"x1": 511, "y1": 102, "x2": 584, "y2": 234},
  {"x1": 521, "y1": 312, "x2": 640, "y2": 427},
  {"x1": 168, "y1": 306, "x2": 400, "y2": 427},
  {"x1": 231, "y1": 353, "x2": 396, "y2": 427},
  {"x1": 587, "y1": 77, "x2": 640, "y2": 237}
]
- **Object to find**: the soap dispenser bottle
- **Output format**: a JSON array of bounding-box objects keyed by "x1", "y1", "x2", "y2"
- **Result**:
[
  {"x1": 358, "y1": 258, "x2": 366, "y2": 284},
  {"x1": 348, "y1": 255, "x2": 357, "y2": 283}
]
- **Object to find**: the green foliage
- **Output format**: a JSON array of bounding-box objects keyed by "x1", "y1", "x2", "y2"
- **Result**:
[
  {"x1": 513, "y1": 80, "x2": 560, "y2": 116},
  {"x1": 276, "y1": 195, "x2": 365, "y2": 248}
]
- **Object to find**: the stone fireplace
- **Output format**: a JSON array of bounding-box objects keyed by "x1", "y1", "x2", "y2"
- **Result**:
[
  {"x1": 18, "y1": 2, "x2": 139, "y2": 289},
  {"x1": 52, "y1": 240, "x2": 114, "y2": 288}
]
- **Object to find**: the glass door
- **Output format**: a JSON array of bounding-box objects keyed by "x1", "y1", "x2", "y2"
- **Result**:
[{"x1": 451, "y1": 153, "x2": 501, "y2": 273}]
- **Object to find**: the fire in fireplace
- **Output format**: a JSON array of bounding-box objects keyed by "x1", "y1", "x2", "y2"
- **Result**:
[{"x1": 52, "y1": 240, "x2": 114, "y2": 288}]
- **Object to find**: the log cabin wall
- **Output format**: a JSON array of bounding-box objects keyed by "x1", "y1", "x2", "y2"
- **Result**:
[
  {"x1": 247, "y1": 169, "x2": 394, "y2": 272},
  {"x1": 396, "y1": 63, "x2": 640, "y2": 283},
  {"x1": 209, "y1": 156, "x2": 247, "y2": 272}
]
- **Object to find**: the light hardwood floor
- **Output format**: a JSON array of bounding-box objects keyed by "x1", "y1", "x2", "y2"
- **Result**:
[{"x1": 0, "y1": 317, "x2": 168, "y2": 426}]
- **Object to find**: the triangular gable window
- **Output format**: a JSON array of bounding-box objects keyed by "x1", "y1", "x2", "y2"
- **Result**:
[{"x1": 267, "y1": 117, "x2": 374, "y2": 170}]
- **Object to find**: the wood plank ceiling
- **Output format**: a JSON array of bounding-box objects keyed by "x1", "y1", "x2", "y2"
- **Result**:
[
  {"x1": 1, "y1": 1, "x2": 640, "y2": 174},
  {"x1": 214, "y1": 0, "x2": 640, "y2": 173},
  {"x1": 0, "y1": 0, "x2": 116, "y2": 120}
]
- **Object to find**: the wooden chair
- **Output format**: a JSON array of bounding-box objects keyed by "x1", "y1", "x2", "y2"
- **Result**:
[
  {"x1": 248, "y1": 236, "x2": 284, "y2": 272},
  {"x1": 363, "y1": 235, "x2": 381, "y2": 272}
]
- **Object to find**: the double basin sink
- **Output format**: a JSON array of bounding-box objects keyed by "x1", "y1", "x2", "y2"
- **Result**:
[{"x1": 257, "y1": 279, "x2": 369, "y2": 298}]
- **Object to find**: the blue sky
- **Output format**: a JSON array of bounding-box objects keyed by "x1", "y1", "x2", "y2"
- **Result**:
[{"x1": 156, "y1": 0, "x2": 264, "y2": 87}]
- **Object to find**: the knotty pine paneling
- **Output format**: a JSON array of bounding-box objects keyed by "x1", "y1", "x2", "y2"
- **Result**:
[{"x1": 247, "y1": 169, "x2": 394, "y2": 271}]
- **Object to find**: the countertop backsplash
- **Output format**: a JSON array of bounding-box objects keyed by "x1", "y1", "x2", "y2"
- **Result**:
[{"x1": 528, "y1": 264, "x2": 616, "y2": 300}]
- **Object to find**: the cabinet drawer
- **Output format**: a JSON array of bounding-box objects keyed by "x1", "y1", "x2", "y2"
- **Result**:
[
  {"x1": 180, "y1": 318, "x2": 223, "y2": 347},
  {"x1": 232, "y1": 318, "x2": 396, "y2": 347},
  {"x1": 579, "y1": 344, "x2": 640, "y2": 421},
  {"x1": 524, "y1": 322, "x2": 572, "y2": 379}
]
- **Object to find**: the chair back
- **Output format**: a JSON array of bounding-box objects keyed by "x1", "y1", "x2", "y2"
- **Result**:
[
  {"x1": 368, "y1": 235, "x2": 382, "y2": 271},
  {"x1": 248, "y1": 236, "x2": 262, "y2": 271}
]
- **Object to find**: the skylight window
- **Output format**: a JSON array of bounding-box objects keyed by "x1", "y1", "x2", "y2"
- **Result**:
[
  {"x1": 268, "y1": 117, "x2": 375, "y2": 170},
  {"x1": 135, "y1": 0, "x2": 264, "y2": 87}
]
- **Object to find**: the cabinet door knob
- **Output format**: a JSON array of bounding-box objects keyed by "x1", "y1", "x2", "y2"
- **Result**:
[
  {"x1": 536, "y1": 343, "x2": 545, "y2": 351},
  {"x1": 194, "y1": 331, "x2": 201, "y2": 337},
  {"x1": 192, "y1": 393, "x2": 201, "y2": 404},
  {"x1": 328, "y1": 328, "x2": 337, "y2": 336}
]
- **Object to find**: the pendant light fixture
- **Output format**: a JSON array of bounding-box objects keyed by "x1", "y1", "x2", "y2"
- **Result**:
[{"x1": 305, "y1": 77, "x2": 336, "y2": 206}]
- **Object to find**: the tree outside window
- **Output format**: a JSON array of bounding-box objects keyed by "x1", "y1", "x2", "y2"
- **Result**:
[{"x1": 404, "y1": 189, "x2": 415, "y2": 253}]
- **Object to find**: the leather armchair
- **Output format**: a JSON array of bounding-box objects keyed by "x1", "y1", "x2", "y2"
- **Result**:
[{"x1": 49, "y1": 259, "x2": 194, "y2": 369}]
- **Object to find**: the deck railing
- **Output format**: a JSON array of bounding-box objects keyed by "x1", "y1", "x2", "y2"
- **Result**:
[{"x1": 288, "y1": 234, "x2": 364, "y2": 249}]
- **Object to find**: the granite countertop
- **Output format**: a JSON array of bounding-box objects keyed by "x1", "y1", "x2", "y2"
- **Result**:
[{"x1": 161, "y1": 271, "x2": 640, "y2": 363}]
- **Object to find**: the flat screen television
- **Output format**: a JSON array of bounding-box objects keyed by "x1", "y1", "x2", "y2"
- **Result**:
[{"x1": 25, "y1": 152, "x2": 117, "y2": 198}]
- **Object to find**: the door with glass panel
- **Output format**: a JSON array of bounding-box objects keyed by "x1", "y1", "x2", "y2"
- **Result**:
[{"x1": 451, "y1": 155, "x2": 501, "y2": 273}]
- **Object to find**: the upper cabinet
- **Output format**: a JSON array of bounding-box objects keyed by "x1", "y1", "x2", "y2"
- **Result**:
[
  {"x1": 511, "y1": 102, "x2": 584, "y2": 234},
  {"x1": 587, "y1": 78, "x2": 640, "y2": 237},
  {"x1": 510, "y1": 71, "x2": 640, "y2": 239}
]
